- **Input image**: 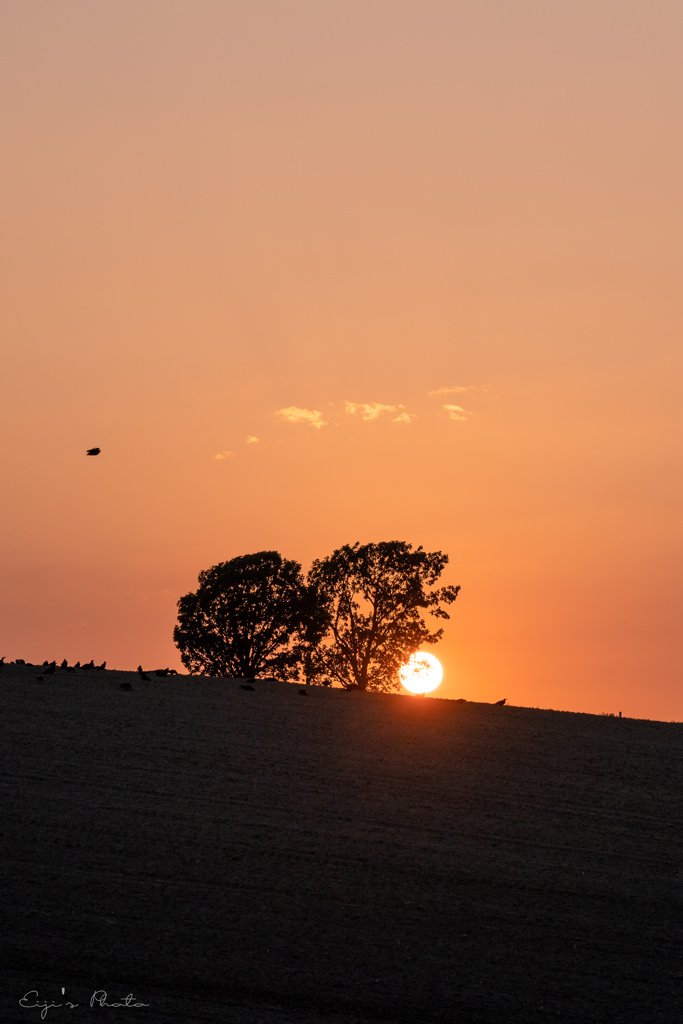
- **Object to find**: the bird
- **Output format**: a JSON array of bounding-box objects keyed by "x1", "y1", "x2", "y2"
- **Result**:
[
  {"x1": 494, "y1": 698, "x2": 507, "y2": 706},
  {"x1": 137, "y1": 665, "x2": 151, "y2": 681},
  {"x1": 154, "y1": 668, "x2": 169, "y2": 677},
  {"x1": 60, "y1": 659, "x2": 68, "y2": 669},
  {"x1": 82, "y1": 660, "x2": 94, "y2": 670},
  {"x1": 239, "y1": 684, "x2": 254, "y2": 691},
  {"x1": 74, "y1": 661, "x2": 80, "y2": 669},
  {"x1": 95, "y1": 660, "x2": 106, "y2": 670},
  {"x1": 86, "y1": 448, "x2": 101, "y2": 456},
  {"x1": 119, "y1": 682, "x2": 132, "y2": 691}
]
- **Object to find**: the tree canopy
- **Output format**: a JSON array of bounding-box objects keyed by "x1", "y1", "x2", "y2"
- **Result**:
[
  {"x1": 307, "y1": 541, "x2": 460, "y2": 691},
  {"x1": 173, "y1": 551, "x2": 311, "y2": 679}
]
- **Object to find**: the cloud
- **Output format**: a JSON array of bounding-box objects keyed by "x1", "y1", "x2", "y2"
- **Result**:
[
  {"x1": 345, "y1": 401, "x2": 405, "y2": 421},
  {"x1": 443, "y1": 405, "x2": 469, "y2": 421},
  {"x1": 430, "y1": 385, "x2": 489, "y2": 393},
  {"x1": 391, "y1": 411, "x2": 414, "y2": 424},
  {"x1": 277, "y1": 406, "x2": 327, "y2": 429},
  {"x1": 245, "y1": 435, "x2": 259, "y2": 444},
  {"x1": 213, "y1": 450, "x2": 233, "y2": 459}
]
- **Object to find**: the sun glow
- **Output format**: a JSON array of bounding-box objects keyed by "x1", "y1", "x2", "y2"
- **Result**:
[{"x1": 399, "y1": 652, "x2": 443, "y2": 694}]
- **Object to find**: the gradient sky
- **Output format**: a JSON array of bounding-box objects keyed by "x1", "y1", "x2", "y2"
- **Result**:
[{"x1": 1, "y1": 1, "x2": 681, "y2": 719}]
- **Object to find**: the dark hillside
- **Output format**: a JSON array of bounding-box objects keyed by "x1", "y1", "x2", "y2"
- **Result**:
[{"x1": 1, "y1": 664, "x2": 681, "y2": 1023}]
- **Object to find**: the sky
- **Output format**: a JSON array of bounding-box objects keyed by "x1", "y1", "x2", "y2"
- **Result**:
[{"x1": 1, "y1": 1, "x2": 681, "y2": 719}]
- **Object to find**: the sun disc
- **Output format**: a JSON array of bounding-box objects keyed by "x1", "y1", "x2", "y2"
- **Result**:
[{"x1": 399, "y1": 652, "x2": 443, "y2": 694}]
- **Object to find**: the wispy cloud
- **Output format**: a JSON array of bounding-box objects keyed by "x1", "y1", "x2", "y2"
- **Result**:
[
  {"x1": 214, "y1": 450, "x2": 233, "y2": 459},
  {"x1": 391, "y1": 411, "x2": 414, "y2": 424},
  {"x1": 430, "y1": 385, "x2": 469, "y2": 395},
  {"x1": 346, "y1": 401, "x2": 406, "y2": 421},
  {"x1": 245, "y1": 435, "x2": 259, "y2": 444},
  {"x1": 429, "y1": 385, "x2": 490, "y2": 395},
  {"x1": 443, "y1": 405, "x2": 469, "y2": 421},
  {"x1": 277, "y1": 406, "x2": 327, "y2": 429}
]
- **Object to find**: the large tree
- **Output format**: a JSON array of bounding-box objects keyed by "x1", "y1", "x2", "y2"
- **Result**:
[
  {"x1": 307, "y1": 541, "x2": 460, "y2": 691},
  {"x1": 173, "y1": 551, "x2": 312, "y2": 679}
]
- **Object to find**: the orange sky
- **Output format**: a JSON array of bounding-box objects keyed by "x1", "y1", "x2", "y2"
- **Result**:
[{"x1": 1, "y1": 1, "x2": 681, "y2": 719}]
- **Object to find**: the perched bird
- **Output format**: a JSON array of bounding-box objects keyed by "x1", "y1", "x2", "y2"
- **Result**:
[
  {"x1": 119, "y1": 682, "x2": 133, "y2": 691},
  {"x1": 239, "y1": 684, "x2": 255, "y2": 691},
  {"x1": 86, "y1": 448, "x2": 101, "y2": 456},
  {"x1": 61, "y1": 659, "x2": 68, "y2": 669},
  {"x1": 137, "y1": 665, "x2": 151, "y2": 681},
  {"x1": 82, "y1": 660, "x2": 94, "y2": 670},
  {"x1": 494, "y1": 698, "x2": 507, "y2": 706},
  {"x1": 95, "y1": 660, "x2": 106, "y2": 670},
  {"x1": 74, "y1": 661, "x2": 80, "y2": 669}
]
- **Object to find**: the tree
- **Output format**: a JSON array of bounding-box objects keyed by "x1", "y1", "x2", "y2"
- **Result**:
[
  {"x1": 173, "y1": 551, "x2": 312, "y2": 679},
  {"x1": 307, "y1": 541, "x2": 460, "y2": 691}
]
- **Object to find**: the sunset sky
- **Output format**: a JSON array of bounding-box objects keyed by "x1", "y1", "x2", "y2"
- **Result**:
[{"x1": 1, "y1": 1, "x2": 681, "y2": 719}]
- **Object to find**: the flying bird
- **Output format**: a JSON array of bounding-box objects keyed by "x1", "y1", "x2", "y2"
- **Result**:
[{"x1": 86, "y1": 448, "x2": 101, "y2": 456}]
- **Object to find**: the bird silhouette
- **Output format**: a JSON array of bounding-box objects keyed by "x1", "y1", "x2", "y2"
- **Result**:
[
  {"x1": 82, "y1": 660, "x2": 94, "y2": 670},
  {"x1": 154, "y1": 668, "x2": 169, "y2": 677},
  {"x1": 494, "y1": 698, "x2": 507, "y2": 706},
  {"x1": 95, "y1": 660, "x2": 106, "y2": 670},
  {"x1": 60, "y1": 659, "x2": 68, "y2": 669},
  {"x1": 137, "y1": 665, "x2": 151, "y2": 681},
  {"x1": 86, "y1": 448, "x2": 101, "y2": 456}
]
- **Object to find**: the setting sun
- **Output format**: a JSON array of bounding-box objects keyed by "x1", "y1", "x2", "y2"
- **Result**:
[{"x1": 399, "y1": 652, "x2": 443, "y2": 694}]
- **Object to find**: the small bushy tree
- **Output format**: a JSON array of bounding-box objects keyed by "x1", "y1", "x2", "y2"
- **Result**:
[
  {"x1": 173, "y1": 551, "x2": 312, "y2": 679},
  {"x1": 307, "y1": 541, "x2": 460, "y2": 691}
]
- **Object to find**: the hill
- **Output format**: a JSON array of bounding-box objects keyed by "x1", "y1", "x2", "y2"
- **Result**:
[{"x1": 1, "y1": 664, "x2": 681, "y2": 1023}]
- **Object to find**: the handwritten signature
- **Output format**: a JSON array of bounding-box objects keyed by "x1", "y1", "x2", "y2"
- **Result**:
[{"x1": 20, "y1": 990, "x2": 149, "y2": 1019}]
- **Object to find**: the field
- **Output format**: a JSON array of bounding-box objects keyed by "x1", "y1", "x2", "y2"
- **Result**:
[{"x1": 1, "y1": 664, "x2": 681, "y2": 1023}]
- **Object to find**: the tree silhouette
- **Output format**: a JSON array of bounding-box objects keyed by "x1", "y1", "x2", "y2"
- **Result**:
[
  {"x1": 307, "y1": 541, "x2": 460, "y2": 691},
  {"x1": 173, "y1": 552, "x2": 312, "y2": 679}
]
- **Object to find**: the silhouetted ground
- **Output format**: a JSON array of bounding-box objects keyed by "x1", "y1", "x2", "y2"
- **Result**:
[{"x1": 1, "y1": 664, "x2": 681, "y2": 1024}]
